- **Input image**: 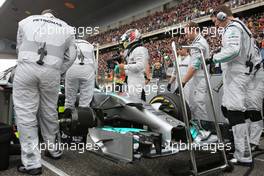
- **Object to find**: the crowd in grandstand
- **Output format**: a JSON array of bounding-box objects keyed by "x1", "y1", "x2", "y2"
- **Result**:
[
  {"x1": 88, "y1": 0, "x2": 258, "y2": 45},
  {"x1": 94, "y1": 0, "x2": 264, "y2": 80}
]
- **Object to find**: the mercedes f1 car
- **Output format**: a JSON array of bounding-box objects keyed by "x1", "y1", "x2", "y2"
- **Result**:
[{"x1": 59, "y1": 90, "x2": 192, "y2": 163}]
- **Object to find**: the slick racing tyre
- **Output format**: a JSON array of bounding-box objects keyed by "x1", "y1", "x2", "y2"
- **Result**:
[{"x1": 150, "y1": 93, "x2": 191, "y2": 122}]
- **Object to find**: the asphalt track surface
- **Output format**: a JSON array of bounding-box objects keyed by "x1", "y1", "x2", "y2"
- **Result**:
[{"x1": 1, "y1": 137, "x2": 264, "y2": 176}]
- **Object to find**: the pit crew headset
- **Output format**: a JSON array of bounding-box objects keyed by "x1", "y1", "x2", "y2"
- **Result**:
[
  {"x1": 215, "y1": 11, "x2": 227, "y2": 21},
  {"x1": 214, "y1": 10, "x2": 255, "y2": 75}
]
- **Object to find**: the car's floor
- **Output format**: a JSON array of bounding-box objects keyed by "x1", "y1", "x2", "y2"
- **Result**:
[{"x1": 1, "y1": 139, "x2": 264, "y2": 176}]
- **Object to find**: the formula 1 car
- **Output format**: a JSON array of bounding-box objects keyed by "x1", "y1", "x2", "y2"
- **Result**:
[{"x1": 58, "y1": 90, "x2": 192, "y2": 163}]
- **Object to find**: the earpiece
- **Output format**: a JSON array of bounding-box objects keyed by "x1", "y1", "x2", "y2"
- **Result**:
[{"x1": 216, "y1": 11, "x2": 227, "y2": 21}]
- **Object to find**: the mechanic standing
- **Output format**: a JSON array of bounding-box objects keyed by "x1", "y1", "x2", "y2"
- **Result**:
[
  {"x1": 13, "y1": 9, "x2": 76, "y2": 175},
  {"x1": 120, "y1": 29, "x2": 150, "y2": 100},
  {"x1": 64, "y1": 38, "x2": 96, "y2": 110},
  {"x1": 181, "y1": 22, "x2": 210, "y2": 128},
  {"x1": 210, "y1": 5, "x2": 255, "y2": 165}
]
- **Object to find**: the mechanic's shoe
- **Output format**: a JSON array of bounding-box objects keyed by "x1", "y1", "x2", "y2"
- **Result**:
[
  {"x1": 44, "y1": 150, "x2": 62, "y2": 160},
  {"x1": 199, "y1": 130, "x2": 211, "y2": 141},
  {"x1": 229, "y1": 158, "x2": 253, "y2": 167},
  {"x1": 17, "y1": 164, "x2": 42, "y2": 175},
  {"x1": 194, "y1": 134, "x2": 218, "y2": 146}
]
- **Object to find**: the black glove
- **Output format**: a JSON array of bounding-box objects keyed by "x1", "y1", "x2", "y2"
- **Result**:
[
  {"x1": 205, "y1": 57, "x2": 213, "y2": 65},
  {"x1": 174, "y1": 82, "x2": 186, "y2": 94},
  {"x1": 255, "y1": 63, "x2": 261, "y2": 70},
  {"x1": 167, "y1": 83, "x2": 172, "y2": 91},
  {"x1": 245, "y1": 60, "x2": 254, "y2": 75},
  {"x1": 253, "y1": 62, "x2": 263, "y2": 75}
]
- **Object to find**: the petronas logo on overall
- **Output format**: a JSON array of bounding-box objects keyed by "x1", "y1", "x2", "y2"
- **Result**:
[{"x1": 243, "y1": 132, "x2": 250, "y2": 158}]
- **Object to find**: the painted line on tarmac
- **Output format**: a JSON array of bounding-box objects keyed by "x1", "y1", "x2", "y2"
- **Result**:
[
  {"x1": 41, "y1": 159, "x2": 70, "y2": 176},
  {"x1": 255, "y1": 158, "x2": 264, "y2": 162}
]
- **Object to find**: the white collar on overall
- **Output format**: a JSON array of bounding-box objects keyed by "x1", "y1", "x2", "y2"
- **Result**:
[{"x1": 42, "y1": 13, "x2": 55, "y2": 18}]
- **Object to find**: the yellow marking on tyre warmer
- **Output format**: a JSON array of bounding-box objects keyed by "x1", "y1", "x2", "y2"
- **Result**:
[
  {"x1": 164, "y1": 99, "x2": 169, "y2": 103},
  {"x1": 58, "y1": 106, "x2": 65, "y2": 113},
  {"x1": 169, "y1": 104, "x2": 174, "y2": 108},
  {"x1": 151, "y1": 96, "x2": 174, "y2": 108},
  {"x1": 150, "y1": 97, "x2": 164, "y2": 103}
]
